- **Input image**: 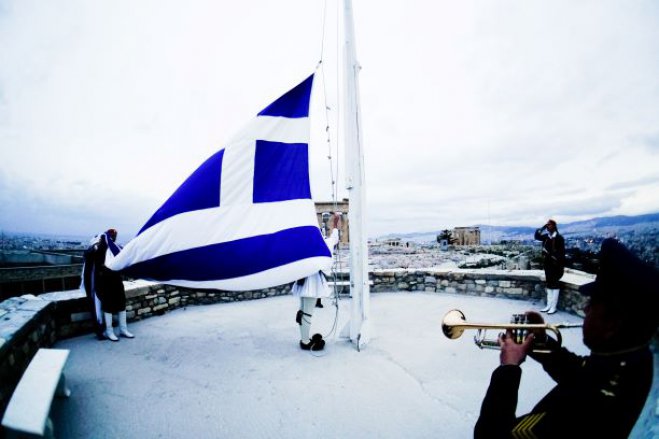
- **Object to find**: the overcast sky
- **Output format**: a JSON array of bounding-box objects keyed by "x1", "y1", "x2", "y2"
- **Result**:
[{"x1": 1, "y1": 0, "x2": 658, "y2": 240}]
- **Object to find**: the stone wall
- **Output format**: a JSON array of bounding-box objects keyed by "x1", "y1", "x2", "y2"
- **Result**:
[
  {"x1": 0, "y1": 264, "x2": 83, "y2": 282},
  {"x1": 0, "y1": 264, "x2": 83, "y2": 299},
  {"x1": 336, "y1": 268, "x2": 588, "y2": 316},
  {"x1": 48, "y1": 270, "x2": 590, "y2": 340},
  {"x1": 45, "y1": 281, "x2": 293, "y2": 340},
  {"x1": 0, "y1": 297, "x2": 58, "y2": 416}
]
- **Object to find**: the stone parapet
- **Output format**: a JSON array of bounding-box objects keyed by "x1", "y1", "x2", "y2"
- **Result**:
[
  {"x1": 338, "y1": 268, "x2": 589, "y2": 316},
  {"x1": 0, "y1": 297, "x2": 57, "y2": 416},
  {"x1": 0, "y1": 264, "x2": 84, "y2": 299},
  {"x1": 37, "y1": 280, "x2": 294, "y2": 339},
  {"x1": 0, "y1": 264, "x2": 83, "y2": 282}
]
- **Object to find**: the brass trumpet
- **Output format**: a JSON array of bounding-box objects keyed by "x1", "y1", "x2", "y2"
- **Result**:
[{"x1": 442, "y1": 309, "x2": 582, "y2": 353}]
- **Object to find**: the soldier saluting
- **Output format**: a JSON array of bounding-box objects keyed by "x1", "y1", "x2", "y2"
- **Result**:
[{"x1": 534, "y1": 219, "x2": 565, "y2": 314}]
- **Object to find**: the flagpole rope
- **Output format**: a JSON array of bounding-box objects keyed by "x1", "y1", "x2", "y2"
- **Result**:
[
  {"x1": 330, "y1": 0, "x2": 347, "y2": 340},
  {"x1": 317, "y1": 0, "x2": 337, "y2": 210},
  {"x1": 334, "y1": 0, "x2": 341, "y2": 208},
  {"x1": 318, "y1": 0, "x2": 328, "y2": 64},
  {"x1": 312, "y1": 0, "x2": 346, "y2": 348}
]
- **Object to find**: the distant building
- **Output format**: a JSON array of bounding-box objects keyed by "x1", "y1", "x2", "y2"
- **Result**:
[
  {"x1": 382, "y1": 238, "x2": 403, "y2": 247},
  {"x1": 452, "y1": 227, "x2": 481, "y2": 246},
  {"x1": 314, "y1": 199, "x2": 350, "y2": 245}
]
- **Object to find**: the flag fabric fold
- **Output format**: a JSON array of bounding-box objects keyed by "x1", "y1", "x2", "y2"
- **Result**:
[{"x1": 106, "y1": 74, "x2": 332, "y2": 291}]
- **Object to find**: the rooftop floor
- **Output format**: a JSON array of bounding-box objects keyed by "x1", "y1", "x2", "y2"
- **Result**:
[{"x1": 51, "y1": 292, "x2": 589, "y2": 438}]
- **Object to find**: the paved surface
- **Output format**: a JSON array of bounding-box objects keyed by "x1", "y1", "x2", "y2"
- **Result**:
[{"x1": 51, "y1": 292, "x2": 588, "y2": 439}]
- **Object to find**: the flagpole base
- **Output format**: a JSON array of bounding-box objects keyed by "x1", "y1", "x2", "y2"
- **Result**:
[{"x1": 339, "y1": 318, "x2": 371, "y2": 351}]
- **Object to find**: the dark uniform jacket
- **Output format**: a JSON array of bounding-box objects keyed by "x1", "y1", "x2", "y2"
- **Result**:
[
  {"x1": 534, "y1": 229, "x2": 565, "y2": 288},
  {"x1": 474, "y1": 339, "x2": 652, "y2": 438},
  {"x1": 82, "y1": 244, "x2": 96, "y2": 301},
  {"x1": 82, "y1": 243, "x2": 103, "y2": 336},
  {"x1": 92, "y1": 235, "x2": 126, "y2": 314}
]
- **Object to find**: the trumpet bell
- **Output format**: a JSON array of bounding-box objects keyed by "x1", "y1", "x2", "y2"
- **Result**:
[{"x1": 442, "y1": 309, "x2": 467, "y2": 339}]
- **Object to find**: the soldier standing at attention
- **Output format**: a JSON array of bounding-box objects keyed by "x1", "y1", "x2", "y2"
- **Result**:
[{"x1": 534, "y1": 219, "x2": 565, "y2": 314}]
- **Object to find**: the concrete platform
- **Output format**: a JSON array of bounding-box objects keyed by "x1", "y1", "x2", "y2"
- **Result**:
[{"x1": 51, "y1": 292, "x2": 588, "y2": 438}]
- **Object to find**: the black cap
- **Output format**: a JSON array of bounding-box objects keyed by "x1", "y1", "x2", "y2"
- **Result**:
[{"x1": 579, "y1": 238, "x2": 658, "y2": 307}]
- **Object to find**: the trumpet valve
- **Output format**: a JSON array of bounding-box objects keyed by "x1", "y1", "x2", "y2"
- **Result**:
[{"x1": 511, "y1": 314, "x2": 528, "y2": 344}]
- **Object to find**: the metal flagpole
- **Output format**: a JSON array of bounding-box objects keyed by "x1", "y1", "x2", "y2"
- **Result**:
[{"x1": 342, "y1": 0, "x2": 370, "y2": 350}]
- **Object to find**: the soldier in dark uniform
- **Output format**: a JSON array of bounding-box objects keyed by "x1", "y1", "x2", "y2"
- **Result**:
[
  {"x1": 534, "y1": 219, "x2": 565, "y2": 314},
  {"x1": 475, "y1": 238, "x2": 658, "y2": 438},
  {"x1": 92, "y1": 229, "x2": 134, "y2": 341}
]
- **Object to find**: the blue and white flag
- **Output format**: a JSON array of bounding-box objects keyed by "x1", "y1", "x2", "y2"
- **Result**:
[{"x1": 107, "y1": 74, "x2": 333, "y2": 290}]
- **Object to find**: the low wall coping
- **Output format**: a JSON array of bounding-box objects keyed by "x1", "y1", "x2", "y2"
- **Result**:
[{"x1": 32, "y1": 268, "x2": 594, "y2": 304}]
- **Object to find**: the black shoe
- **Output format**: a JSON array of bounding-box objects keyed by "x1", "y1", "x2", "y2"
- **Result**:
[
  {"x1": 300, "y1": 339, "x2": 325, "y2": 351},
  {"x1": 315, "y1": 299, "x2": 323, "y2": 308}
]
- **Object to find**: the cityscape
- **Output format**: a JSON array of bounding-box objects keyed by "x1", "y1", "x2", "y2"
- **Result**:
[{"x1": 1, "y1": 212, "x2": 657, "y2": 271}]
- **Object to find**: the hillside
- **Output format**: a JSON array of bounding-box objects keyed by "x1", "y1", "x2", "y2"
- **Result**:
[{"x1": 379, "y1": 213, "x2": 659, "y2": 243}]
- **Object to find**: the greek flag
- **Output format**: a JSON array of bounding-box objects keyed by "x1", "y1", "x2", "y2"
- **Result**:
[{"x1": 107, "y1": 74, "x2": 332, "y2": 290}]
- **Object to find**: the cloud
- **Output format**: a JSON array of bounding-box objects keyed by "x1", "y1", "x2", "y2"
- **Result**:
[
  {"x1": 606, "y1": 174, "x2": 659, "y2": 191},
  {"x1": 1, "y1": 0, "x2": 658, "y2": 239},
  {"x1": 0, "y1": 171, "x2": 157, "y2": 239}
]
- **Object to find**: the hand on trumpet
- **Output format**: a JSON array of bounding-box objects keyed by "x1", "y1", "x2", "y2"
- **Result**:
[
  {"x1": 524, "y1": 311, "x2": 548, "y2": 342},
  {"x1": 499, "y1": 330, "x2": 534, "y2": 366},
  {"x1": 498, "y1": 311, "x2": 551, "y2": 365}
]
